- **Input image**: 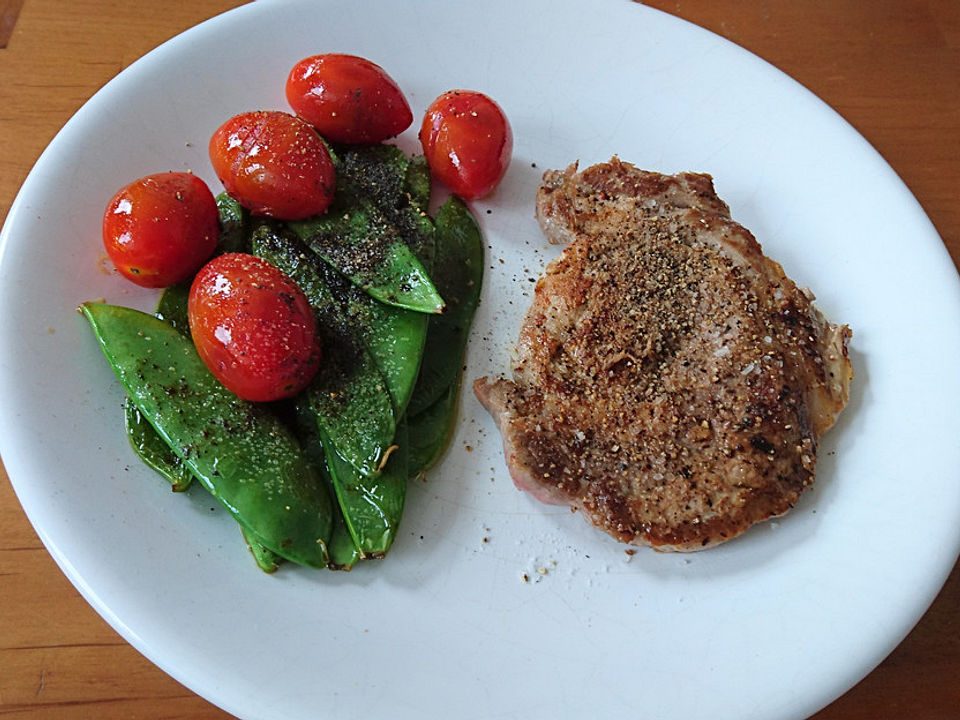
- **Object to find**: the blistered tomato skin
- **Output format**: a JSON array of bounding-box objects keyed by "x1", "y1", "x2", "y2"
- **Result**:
[
  {"x1": 286, "y1": 54, "x2": 413, "y2": 145},
  {"x1": 188, "y1": 253, "x2": 321, "y2": 402},
  {"x1": 419, "y1": 90, "x2": 513, "y2": 200},
  {"x1": 208, "y1": 111, "x2": 335, "y2": 220},
  {"x1": 102, "y1": 172, "x2": 219, "y2": 288}
]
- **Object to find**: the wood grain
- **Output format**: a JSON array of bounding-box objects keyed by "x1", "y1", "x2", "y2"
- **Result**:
[{"x1": 1, "y1": 1, "x2": 957, "y2": 718}]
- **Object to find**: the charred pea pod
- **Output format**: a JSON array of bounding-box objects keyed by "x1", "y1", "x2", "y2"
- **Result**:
[
  {"x1": 406, "y1": 196, "x2": 484, "y2": 416},
  {"x1": 251, "y1": 224, "x2": 397, "y2": 478},
  {"x1": 81, "y1": 302, "x2": 332, "y2": 569}
]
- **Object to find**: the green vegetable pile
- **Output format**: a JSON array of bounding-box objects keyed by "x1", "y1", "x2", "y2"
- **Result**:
[{"x1": 81, "y1": 143, "x2": 483, "y2": 573}]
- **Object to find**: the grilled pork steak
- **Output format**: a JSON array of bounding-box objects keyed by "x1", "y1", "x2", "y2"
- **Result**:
[{"x1": 474, "y1": 159, "x2": 852, "y2": 551}]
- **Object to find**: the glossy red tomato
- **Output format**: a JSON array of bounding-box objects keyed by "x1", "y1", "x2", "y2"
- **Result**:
[
  {"x1": 102, "y1": 172, "x2": 219, "y2": 288},
  {"x1": 285, "y1": 54, "x2": 413, "y2": 144},
  {"x1": 419, "y1": 90, "x2": 512, "y2": 200},
  {"x1": 208, "y1": 110, "x2": 335, "y2": 220},
  {"x1": 188, "y1": 253, "x2": 321, "y2": 402}
]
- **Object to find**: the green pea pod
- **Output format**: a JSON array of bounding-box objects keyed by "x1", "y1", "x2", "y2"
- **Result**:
[
  {"x1": 303, "y1": 259, "x2": 427, "y2": 417},
  {"x1": 334, "y1": 145, "x2": 429, "y2": 233},
  {"x1": 288, "y1": 143, "x2": 441, "y2": 313},
  {"x1": 326, "y1": 494, "x2": 362, "y2": 570},
  {"x1": 150, "y1": 193, "x2": 251, "y2": 337},
  {"x1": 124, "y1": 401, "x2": 193, "y2": 491},
  {"x1": 241, "y1": 525, "x2": 283, "y2": 573},
  {"x1": 287, "y1": 200, "x2": 444, "y2": 315},
  {"x1": 80, "y1": 302, "x2": 332, "y2": 568},
  {"x1": 286, "y1": 343, "x2": 404, "y2": 559},
  {"x1": 406, "y1": 196, "x2": 484, "y2": 416},
  {"x1": 334, "y1": 144, "x2": 436, "y2": 265},
  {"x1": 292, "y1": 145, "x2": 432, "y2": 412},
  {"x1": 333, "y1": 143, "x2": 410, "y2": 204},
  {"x1": 343, "y1": 286, "x2": 427, "y2": 416},
  {"x1": 155, "y1": 282, "x2": 190, "y2": 332},
  {"x1": 252, "y1": 225, "x2": 396, "y2": 478},
  {"x1": 215, "y1": 191, "x2": 252, "y2": 255},
  {"x1": 325, "y1": 420, "x2": 408, "y2": 558},
  {"x1": 126, "y1": 190, "x2": 258, "y2": 505},
  {"x1": 136, "y1": 285, "x2": 299, "y2": 572},
  {"x1": 406, "y1": 383, "x2": 460, "y2": 478},
  {"x1": 401, "y1": 156, "x2": 436, "y2": 268},
  {"x1": 404, "y1": 155, "x2": 431, "y2": 212},
  {"x1": 293, "y1": 400, "x2": 360, "y2": 571},
  {"x1": 123, "y1": 285, "x2": 193, "y2": 491}
]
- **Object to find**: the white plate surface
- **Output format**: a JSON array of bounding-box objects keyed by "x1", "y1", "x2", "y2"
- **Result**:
[{"x1": 2, "y1": 2, "x2": 959, "y2": 719}]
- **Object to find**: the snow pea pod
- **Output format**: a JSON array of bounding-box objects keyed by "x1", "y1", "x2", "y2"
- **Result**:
[
  {"x1": 406, "y1": 196, "x2": 484, "y2": 416},
  {"x1": 334, "y1": 144, "x2": 435, "y2": 266},
  {"x1": 287, "y1": 143, "x2": 442, "y2": 313},
  {"x1": 132, "y1": 284, "x2": 300, "y2": 571},
  {"x1": 404, "y1": 155, "x2": 431, "y2": 212},
  {"x1": 215, "y1": 191, "x2": 252, "y2": 255},
  {"x1": 154, "y1": 282, "x2": 190, "y2": 331},
  {"x1": 343, "y1": 285, "x2": 427, "y2": 416},
  {"x1": 251, "y1": 225, "x2": 396, "y2": 478},
  {"x1": 287, "y1": 145, "x2": 432, "y2": 412},
  {"x1": 304, "y1": 258, "x2": 427, "y2": 416},
  {"x1": 81, "y1": 302, "x2": 332, "y2": 568},
  {"x1": 333, "y1": 143, "x2": 409, "y2": 204},
  {"x1": 407, "y1": 383, "x2": 459, "y2": 478},
  {"x1": 122, "y1": 194, "x2": 256, "y2": 495},
  {"x1": 123, "y1": 284, "x2": 193, "y2": 490},
  {"x1": 241, "y1": 526, "x2": 283, "y2": 573},
  {"x1": 324, "y1": 420, "x2": 408, "y2": 558},
  {"x1": 287, "y1": 200, "x2": 444, "y2": 314},
  {"x1": 324, "y1": 476, "x2": 362, "y2": 569},
  {"x1": 400, "y1": 155, "x2": 436, "y2": 268},
  {"x1": 293, "y1": 400, "x2": 360, "y2": 571},
  {"x1": 124, "y1": 402, "x2": 193, "y2": 491},
  {"x1": 151, "y1": 189, "x2": 254, "y2": 335}
]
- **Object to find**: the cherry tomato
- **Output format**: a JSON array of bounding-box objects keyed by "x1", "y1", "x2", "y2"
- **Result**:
[
  {"x1": 102, "y1": 172, "x2": 219, "y2": 288},
  {"x1": 188, "y1": 253, "x2": 321, "y2": 402},
  {"x1": 208, "y1": 110, "x2": 335, "y2": 220},
  {"x1": 285, "y1": 54, "x2": 413, "y2": 144},
  {"x1": 419, "y1": 90, "x2": 512, "y2": 200}
]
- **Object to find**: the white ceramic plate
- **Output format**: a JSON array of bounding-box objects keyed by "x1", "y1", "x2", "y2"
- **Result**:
[{"x1": 2, "y1": 2, "x2": 959, "y2": 719}]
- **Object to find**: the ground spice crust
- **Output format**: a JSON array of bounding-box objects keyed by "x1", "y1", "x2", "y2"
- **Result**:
[{"x1": 474, "y1": 159, "x2": 852, "y2": 551}]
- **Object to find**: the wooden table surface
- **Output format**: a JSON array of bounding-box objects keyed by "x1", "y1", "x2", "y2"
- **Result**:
[{"x1": 1, "y1": 1, "x2": 958, "y2": 718}]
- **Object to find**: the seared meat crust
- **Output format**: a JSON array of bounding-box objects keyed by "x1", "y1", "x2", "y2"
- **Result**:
[{"x1": 474, "y1": 158, "x2": 852, "y2": 551}]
